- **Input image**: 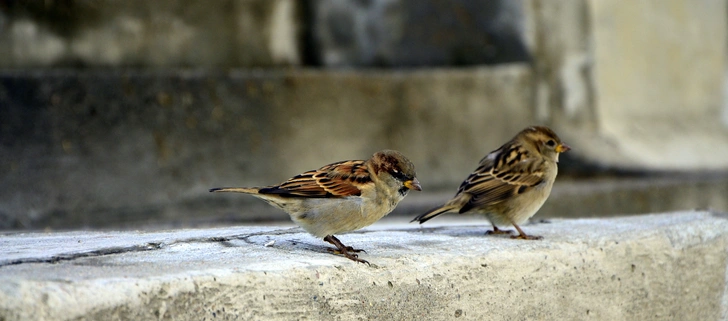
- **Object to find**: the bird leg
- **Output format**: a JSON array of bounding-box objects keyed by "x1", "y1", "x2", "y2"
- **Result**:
[
  {"x1": 323, "y1": 235, "x2": 370, "y2": 265},
  {"x1": 485, "y1": 225, "x2": 514, "y2": 235},
  {"x1": 510, "y1": 224, "x2": 543, "y2": 240}
]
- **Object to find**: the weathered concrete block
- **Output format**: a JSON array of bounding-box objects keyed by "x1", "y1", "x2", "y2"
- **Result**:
[
  {"x1": 525, "y1": 0, "x2": 728, "y2": 170},
  {"x1": 0, "y1": 0, "x2": 301, "y2": 67},
  {"x1": 309, "y1": 0, "x2": 530, "y2": 67},
  {"x1": 585, "y1": 0, "x2": 728, "y2": 170},
  {"x1": 0, "y1": 212, "x2": 726, "y2": 320}
]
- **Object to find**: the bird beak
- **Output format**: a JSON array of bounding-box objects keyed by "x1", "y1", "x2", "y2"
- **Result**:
[
  {"x1": 404, "y1": 178, "x2": 422, "y2": 191},
  {"x1": 556, "y1": 143, "x2": 571, "y2": 153}
]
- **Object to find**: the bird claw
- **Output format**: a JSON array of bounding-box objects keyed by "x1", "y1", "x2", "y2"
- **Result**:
[
  {"x1": 328, "y1": 248, "x2": 369, "y2": 264},
  {"x1": 328, "y1": 248, "x2": 359, "y2": 257},
  {"x1": 345, "y1": 246, "x2": 366, "y2": 253},
  {"x1": 348, "y1": 256, "x2": 370, "y2": 265},
  {"x1": 323, "y1": 235, "x2": 370, "y2": 265}
]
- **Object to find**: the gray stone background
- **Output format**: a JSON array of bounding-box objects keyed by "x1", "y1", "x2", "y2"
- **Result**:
[{"x1": 1, "y1": 0, "x2": 727, "y2": 230}]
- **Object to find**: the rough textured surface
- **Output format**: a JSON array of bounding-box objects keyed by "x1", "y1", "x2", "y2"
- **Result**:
[{"x1": 0, "y1": 211, "x2": 726, "y2": 320}]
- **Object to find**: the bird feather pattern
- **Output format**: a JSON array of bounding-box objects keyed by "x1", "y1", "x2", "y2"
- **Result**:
[
  {"x1": 457, "y1": 145, "x2": 546, "y2": 213},
  {"x1": 259, "y1": 160, "x2": 370, "y2": 198}
]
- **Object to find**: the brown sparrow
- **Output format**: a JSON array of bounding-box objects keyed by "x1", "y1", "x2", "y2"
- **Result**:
[
  {"x1": 412, "y1": 126, "x2": 570, "y2": 240},
  {"x1": 210, "y1": 150, "x2": 421, "y2": 264}
]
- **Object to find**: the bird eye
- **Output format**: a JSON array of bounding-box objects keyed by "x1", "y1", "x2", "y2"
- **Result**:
[
  {"x1": 546, "y1": 140, "x2": 556, "y2": 147},
  {"x1": 390, "y1": 169, "x2": 408, "y2": 181}
]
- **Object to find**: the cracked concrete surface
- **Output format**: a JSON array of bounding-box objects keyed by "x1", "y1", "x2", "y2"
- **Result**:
[{"x1": 1, "y1": 211, "x2": 727, "y2": 320}]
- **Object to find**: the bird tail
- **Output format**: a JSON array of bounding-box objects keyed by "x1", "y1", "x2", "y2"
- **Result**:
[
  {"x1": 411, "y1": 204, "x2": 458, "y2": 224},
  {"x1": 209, "y1": 187, "x2": 260, "y2": 194}
]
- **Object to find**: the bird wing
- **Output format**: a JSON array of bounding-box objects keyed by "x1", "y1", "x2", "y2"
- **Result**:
[
  {"x1": 258, "y1": 160, "x2": 371, "y2": 198},
  {"x1": 455, "y1": 146, "x2": 546, "y2": 213}
]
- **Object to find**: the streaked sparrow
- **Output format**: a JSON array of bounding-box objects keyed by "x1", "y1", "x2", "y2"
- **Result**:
[
  {"x1": 412, "y1": 126, "x2": 570, "y2": 240},
  {"x1": 211, "y1": 150, "x2": 421, "y2": 264}
]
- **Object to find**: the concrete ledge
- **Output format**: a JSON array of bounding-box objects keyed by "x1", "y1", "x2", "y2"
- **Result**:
[{"x1": 1, "y1": 211, "x2": 726, "y2": 320}]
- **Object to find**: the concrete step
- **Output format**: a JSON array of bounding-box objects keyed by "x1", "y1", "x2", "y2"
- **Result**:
[
  {"x1": 1, "y1": 211, "x2": 726, "y2": 320},
  {"x1": 2, "y1": 68, "x2": 728, "y2": 230}
]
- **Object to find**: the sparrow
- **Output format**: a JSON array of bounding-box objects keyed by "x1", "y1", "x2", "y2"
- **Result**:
[
  {"x1": 412, "y1": 126, "x2": 570, "y2": 240},
  {"x1": 210, "y1": 150, "x2": 421, "y2": 264}
]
